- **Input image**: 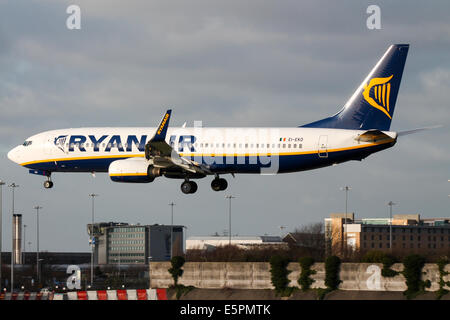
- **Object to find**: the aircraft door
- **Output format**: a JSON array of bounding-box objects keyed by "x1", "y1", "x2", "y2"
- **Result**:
[
  {"x1": 318, "y1": 135, "x2": 328, "y2": 158},
  {"x1": 43, "y1": 135, "x2": 54, "y2": 155}
]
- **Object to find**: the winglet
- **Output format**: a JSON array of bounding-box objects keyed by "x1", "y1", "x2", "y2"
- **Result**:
[{"x1": 152, "y1": 109, "x2": 172, "y2": 142}]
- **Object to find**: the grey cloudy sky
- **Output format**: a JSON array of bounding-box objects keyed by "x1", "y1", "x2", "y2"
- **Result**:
[{"x1": 0, "y1": 0, "x2": 449, "y2": 252}]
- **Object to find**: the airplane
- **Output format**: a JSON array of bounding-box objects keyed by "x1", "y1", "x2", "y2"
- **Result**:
[{"x1": 8, "y1": 44, "x2": 423, "y2": 194}]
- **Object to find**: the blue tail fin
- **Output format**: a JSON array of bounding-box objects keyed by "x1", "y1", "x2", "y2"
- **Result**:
[{"x1": 302, "y1": 44, "x2": 409, "y2": 131}]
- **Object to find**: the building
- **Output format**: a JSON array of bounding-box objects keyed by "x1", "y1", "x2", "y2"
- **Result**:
[
  {"x1": 325, "y1": 213, "x2": 450, "y2": 255},
  {"x1": 87, "y1": 222, "x2": 185, "y2": 264},
  {"x1": 186, "y1": 236, "x2": 284, "y2": 251},
  {"x1": 0, "y1": 252, "x2": 90, "y2": 266}
]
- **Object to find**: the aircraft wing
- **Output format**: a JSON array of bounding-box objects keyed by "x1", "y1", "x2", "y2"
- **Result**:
[{"x1": 144, "y1": 110, "x2": 212, "y2": 175}]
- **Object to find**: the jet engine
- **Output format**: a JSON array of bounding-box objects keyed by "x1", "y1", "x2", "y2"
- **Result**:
[{"x1": 108, "y1": 158, "x2": 161, "y2": 183}]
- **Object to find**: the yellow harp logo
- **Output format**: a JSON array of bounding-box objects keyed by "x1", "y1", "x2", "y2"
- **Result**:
[{"x1": 362, "y1": 74, "x2": 393, "y2": 119}]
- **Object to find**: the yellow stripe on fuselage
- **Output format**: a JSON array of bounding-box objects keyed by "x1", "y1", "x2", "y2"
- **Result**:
[{"x1": 20, "y1": 153, "x2": 144, "y2": 166}]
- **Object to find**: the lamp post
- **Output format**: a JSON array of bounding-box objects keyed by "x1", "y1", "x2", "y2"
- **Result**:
[
  {"x1": 89, "y1": 193, "x2": 98, "y2": 287},
  {"x1": 9, "y1": 183, "x2": 19, "y2": 292},
  {"x1": 118, "y1": 250, "x2": 121, "y2": 277},
  {"x1": 340, "y1": 186, "x2": 351, "y2": 254},
  {"x1": 37, "y1": 259, "x2": 44, "y2": 285},
  {"x1": 148, "y1": 256, "x2": 152, "y2": 288},
  {"x1": 388, "y1": 201, "x2": 396, "y2": 252},
  {"x1": 34, "y1": 206, "x2": 42, "y2": 285},
  {"x1": 225, "y1": 195, "x2": 235, "y2": 246},
  {"x1": 279, "y1": 226, "x2": 287, "y2": 239},
  {"x1": 23, "y1": 224, "x2": 27, "y2": 264},
  {"x1": 168, "y1": 202, "x2": 175, "y2": 259},
  {"x1": 0, "y1": 180, "x2": 5, "y2": 289}
]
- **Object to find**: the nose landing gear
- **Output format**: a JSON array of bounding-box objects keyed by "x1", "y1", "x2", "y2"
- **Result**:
[{"x1": 44, "y1": 179, "x2": 54, "y2": 189}]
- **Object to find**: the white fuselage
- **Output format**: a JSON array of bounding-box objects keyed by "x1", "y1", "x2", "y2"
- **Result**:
[{"x1": 8, "y1": 127, "x2": 397, "y2": 175}]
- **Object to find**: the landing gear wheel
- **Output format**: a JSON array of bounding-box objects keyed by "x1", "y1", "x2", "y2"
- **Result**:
[
  {"x1": 44, "y1": 180, "x2": 54, "y2": 189},
  {"x1": 211, "y1": 178, "x2": 227, "y2": 191},
  {"x1": 190, "y1": 181, "x2": 198, "y2": 193},
  {"x1": 219, "y1": 178, "x2": 227, "y2": 191},
  {"x1": 181, "y1": 181, "x2": 197, "y2": 194}
]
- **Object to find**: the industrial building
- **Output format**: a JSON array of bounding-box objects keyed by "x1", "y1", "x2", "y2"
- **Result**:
[
  {"x1": 87, "y1": 222, "x2": 185, "y2": 264},
  {"x1": 186, "y1": 236, "x2": 284, "y2": 251},
  {"x1": 325, "y1": 213, "x2": 450, "y2": 255}
]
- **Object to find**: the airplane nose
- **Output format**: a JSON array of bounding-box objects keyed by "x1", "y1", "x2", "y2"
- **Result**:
[{"x1": 7, "y1": 146, "x2": 21, "y2": 164}]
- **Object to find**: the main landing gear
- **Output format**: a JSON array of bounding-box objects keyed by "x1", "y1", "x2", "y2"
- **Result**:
[
  {"x1": 180, "y1": 177, "x2": 228, "y2": 194},
  {"x1": 211, "y1": 177, "x2": 227, "y2": 192},
  {"x1": 181, "y1": 180, "x2": 198, "y2": 194}
]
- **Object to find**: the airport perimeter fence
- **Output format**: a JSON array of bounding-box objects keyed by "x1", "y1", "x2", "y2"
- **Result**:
[{"x1": 0, "y1": 288, "x2": 167, "y2": 300}]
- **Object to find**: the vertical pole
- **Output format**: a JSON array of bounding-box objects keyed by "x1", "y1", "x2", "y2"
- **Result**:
[
  {"x1": 390, "y1": 204, "x2": 392, "y2": 252},
  {"x1": 0, "y1": 180, "x2": 4, "y2": 289},
  {"x1": 9, "y1": 183, "x2": 19, "y2": 292},
  {"x1": 225, "y1": 196, "x2": 235, "y2": 246},
  {"x1": 169, "y1": 202, "x2": 175, "y2": 259},
  {"x1": 89, "y1": 194, "x2": 98, "y2": 287},
  {"x1": 23, "y1": 224, "x2": 26, "y2": 265},
  {"x1": 340, "y1": 186, "x2": 351, "y2": 257},
  {"x1": 34, "y1": 206, "x2": 42, "y2": 285},
  {"x1": 229, "y1": 197, "x2": 231, "y2": 246},
  {"x1": 388, "y1": 201, "x2": 395, "y2": 253},
  {"x1": 91, "y1": 196, "x2": 94, "y2": 287}
]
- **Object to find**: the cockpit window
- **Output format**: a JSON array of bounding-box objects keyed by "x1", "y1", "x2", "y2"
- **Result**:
[{"x1": 22, "y1": 141, "x2": 32, "y2": 146}]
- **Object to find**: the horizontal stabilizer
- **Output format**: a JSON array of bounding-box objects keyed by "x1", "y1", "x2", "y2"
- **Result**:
[{"x1": 397, "y1": 125, "x2": 443, "y2": 137}]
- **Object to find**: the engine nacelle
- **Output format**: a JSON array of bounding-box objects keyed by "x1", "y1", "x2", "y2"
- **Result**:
[{"x1": 108, "y1": 158, "x2": 160, "y2": 183}]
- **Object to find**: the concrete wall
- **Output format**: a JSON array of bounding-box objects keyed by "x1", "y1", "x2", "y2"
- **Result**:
[{"x1": 150, "y1": 262, "x2": 450, "y2": 292}]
